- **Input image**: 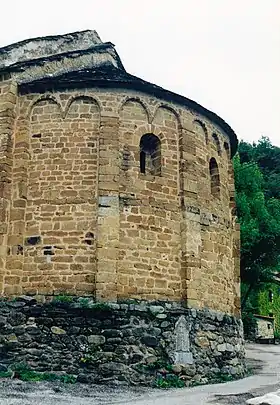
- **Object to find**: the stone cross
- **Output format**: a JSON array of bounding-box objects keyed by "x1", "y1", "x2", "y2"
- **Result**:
[{"x1": 174, "y1": 315, "x2": 193, "y2": 365}]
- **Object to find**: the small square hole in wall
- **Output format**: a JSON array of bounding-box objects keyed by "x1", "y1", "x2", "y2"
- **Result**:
[
  {"x1": 32, "y1": 133, "x2": 42, "y2": 139},
  {"x1": 84, "y1": 232, "x2": 94, "y2": 246},
  {"x1": 43, "y1": 246, "x2": 54, "y2": 256},
  {"x1": 11, "y1": 245, "x2": 23, "y2": 255},
  {"x1": 25, "y1": 236, "x2": 41, "y2": 246}
]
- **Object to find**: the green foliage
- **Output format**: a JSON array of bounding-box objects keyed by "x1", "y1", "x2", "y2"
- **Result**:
[
  {"x1": 0, "y1": 371, "x2": 12, "y2": 378},
  {"x1": 80, "y1": 353, "x2": 95, "y2": 364},
  {"x1": 150, "y1": 363, "x2": 239, "y2": 388},
  {"x1": 154, "y1": 374, "x2": 185, "y2": 389},
  {"x1": 135, "y1": 360, "x2": 173, "y2": 375},
  {"x1": 91, "y1": 302, "x2": 111, "y2": 311},
  {"x1": 53, "y1": 295, "x2": 74, "y2": 304},
  {"x1": 76, "y1": 298, "x2": 111, "y2": 310},
  {"x1": 60, "y1": 374, "x2": 77, "y2": 384},
  {"x1": 242, "y1": 307, "x2": 257, "y2": 338},
  {"x1": 51, "y1": 296, "x2": 111, "y2": 311},
  {"x1": 40, "y1": 373, "x2": 60, "y2": 382},
  {"x1": 19, "y1": 370, "x2": 45, "y2": 382},
  {"x1": 146, "y1": 360, "x2": 173, "y2": 372},
  {"x1": 234, "y1": 150, "x2": 280, "y2": 308},
  {"x1": 10, "y1": 362, "x2": 76, "y2": 383},
  {"x1": 211, "y1": 373, "x2": 234, "y2": 383},
  {"x1": 257, "y1": 283, "x2": 280, "y2": 336},
  {"x1": 11, "y1": 362, "x2": 31, "y2": 375},
  {"x1": 239, "y1": 137, "x2": 280, "y2": 200},
  {"x1": 76, "y1": 298, "x2": 93, "y2": 308}
]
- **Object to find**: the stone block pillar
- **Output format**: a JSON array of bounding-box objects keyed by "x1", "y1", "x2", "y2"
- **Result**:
[
  {"x1": 233, "y1": 222, "x2": 241, "y2": 316},
  {"x1": 95, "y1": 113, "x2": 120, "y2": 300},
  {"x1": 184, "y1": 208, "x2": 202, "y2": 307},
  {"x1": 0, "y1": 77, "x2": 17, "y2": 294},
  {"x1": 5, "y1": 113, "x2": 29, "y2": 296},
  {"x1": 179, "y1": 128, "x2": 202, "y2": 307}
]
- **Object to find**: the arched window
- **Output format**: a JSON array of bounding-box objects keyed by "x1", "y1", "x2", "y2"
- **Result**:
[
  {"x1": 193, "y1": 119, "x2": 208, "y2": 144},
  {"x1": 209, "y1": 157, "x2": 220, "y2": 197},
  {"x1": 224, "y1": 141, "x2": 230, "y2": 158},
  {"x1": 140, "y1": 134, "x2": 161, "y2": 176},
  {"x1": 212, "y1": 133, "x2": 221, "y2": 156}
]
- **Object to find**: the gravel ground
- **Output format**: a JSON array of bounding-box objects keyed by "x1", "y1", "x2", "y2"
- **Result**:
[
  {"x1": 0, "y1": 380, "x2": 156, "y2": 405},
  {"x1": 0, "y1": 344, "x2": 280, "y2": 405}
]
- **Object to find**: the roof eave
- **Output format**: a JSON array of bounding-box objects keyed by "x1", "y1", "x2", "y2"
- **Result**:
[{"x1": 18, "y1": 70, "x2": 238, "y2": 157}]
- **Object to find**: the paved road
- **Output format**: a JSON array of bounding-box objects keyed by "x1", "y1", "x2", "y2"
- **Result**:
[
  {"x1": 1, "y1": 344, "x2": 280, "y2": 405},
  {"x1": 121, "y1": 344, "x2": 280, "y2": 405}
]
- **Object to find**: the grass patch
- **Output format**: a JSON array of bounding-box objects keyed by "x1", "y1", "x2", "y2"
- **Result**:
[
  {"x1": 52, "y1": 295, "x2": 74, "y2": 304},
  {"x1": 60, "y1": 374, "x2": 77, "y2": 384},
  {"x1": 0, "y1": 371, "x2": 12, "y2": 379},
  {"x1": 10, "y1": 363, "x2": 76, "y2": 383}
]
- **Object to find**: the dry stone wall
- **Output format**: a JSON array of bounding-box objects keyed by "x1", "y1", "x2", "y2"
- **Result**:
[
  {"x1": 0, "y1": 297, "x2": 246, "y2": 386},
  {"x1": 0, "y1": 81, "x2": 240, "y2": 316}
]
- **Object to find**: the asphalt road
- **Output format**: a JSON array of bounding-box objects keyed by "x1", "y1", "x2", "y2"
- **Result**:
[{"x1": 0, "y1": 344, "x2": 280, "y2": 405}]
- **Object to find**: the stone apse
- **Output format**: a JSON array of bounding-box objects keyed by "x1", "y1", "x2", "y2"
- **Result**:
[{"x1": 0, "y1": 30, "x2": 240, "y2": 316}]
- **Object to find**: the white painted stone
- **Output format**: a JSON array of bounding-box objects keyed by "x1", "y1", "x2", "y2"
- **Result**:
[
  {"x1": 174, "y1": 315, "x2": 193, "y2": 365},
  {"x1": 175, "y1": 351, "x2": 193, "y2": 365}
]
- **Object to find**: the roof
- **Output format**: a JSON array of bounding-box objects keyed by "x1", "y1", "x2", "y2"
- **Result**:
[{"x1": 0, "y1": 30, "x2": 238, "y2": 156}]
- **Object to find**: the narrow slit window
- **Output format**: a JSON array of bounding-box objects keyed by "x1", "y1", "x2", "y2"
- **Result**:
[
  {"x1": 224, "y1": 141, "x2": 230, "y2": 158},
  {"x1": 139, "y1": 134, "x2": 161, "y2": 176},
  {"x1": 212, "y1": 133, "x2": 221, "y2": 156},
  {"x1": 209, "y1": 157, "x2": 220, "y2": 198},
  {"x1": 140, "y1": 150, "x2": 146, "y2": 174}
]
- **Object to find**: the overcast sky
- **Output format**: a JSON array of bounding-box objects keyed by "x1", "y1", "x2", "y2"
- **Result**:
[{"x1": 1, "y1": 0, "x2": 279, "y2": 146}]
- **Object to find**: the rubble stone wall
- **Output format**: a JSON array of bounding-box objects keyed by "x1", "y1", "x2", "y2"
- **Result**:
[{"x1": 0, "y1": 297, "x2": 246, "y2": 385}]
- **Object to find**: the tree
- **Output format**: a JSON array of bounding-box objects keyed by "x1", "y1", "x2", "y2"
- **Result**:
[
  {"x1": 234, "y1": 154, "x2": 280, "y2": 308},
  {"x1": 238, "y1": 136, "x2": 280, "y2": 199}
]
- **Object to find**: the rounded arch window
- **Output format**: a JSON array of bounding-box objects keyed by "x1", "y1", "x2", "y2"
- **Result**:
[{"x1": 140, "y1": 134, "x2": 161, "y2": 176}]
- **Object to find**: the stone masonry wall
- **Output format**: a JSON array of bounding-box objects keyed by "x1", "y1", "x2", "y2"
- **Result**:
[
  {"x1": 0, "y1": 85, "x2": 240, "y2": 316},
  {"x1": 0, "y1": 76, "x2": 17, "y2": 295},
  {"x1": 118, "y1": 100, "x2": 182, "y2": 301},
  {"x1": 0, "y1": 297, "x2": 246, "y2": 386}
]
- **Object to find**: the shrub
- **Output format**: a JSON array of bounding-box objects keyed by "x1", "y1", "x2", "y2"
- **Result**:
[
  {"x1": 154, "y1": 374, "x2": 185, "y2": 389},
  {"x1": 0, "y1": 371, "x2": 12, "y2": 379},
  {"x1": 53, "y1": 295, "x2": 73, "y2": 304}
]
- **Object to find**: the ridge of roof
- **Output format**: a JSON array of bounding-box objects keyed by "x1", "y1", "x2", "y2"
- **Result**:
[
  {"x1": 0, "y1": 30, "x2": 101, "y2": 54},
  {"x1": 0, "y1": 30, "x2": 103, "y2": 70}
]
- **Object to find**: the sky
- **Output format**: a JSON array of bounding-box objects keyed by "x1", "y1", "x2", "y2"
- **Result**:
[{"x1": 1, "y1": 0, "x2": 279, "y2": 146}]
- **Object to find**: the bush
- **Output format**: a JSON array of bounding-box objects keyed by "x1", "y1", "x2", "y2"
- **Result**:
[{"x1": 154, "y1": 374, "x2": 185, "y2": 389}]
